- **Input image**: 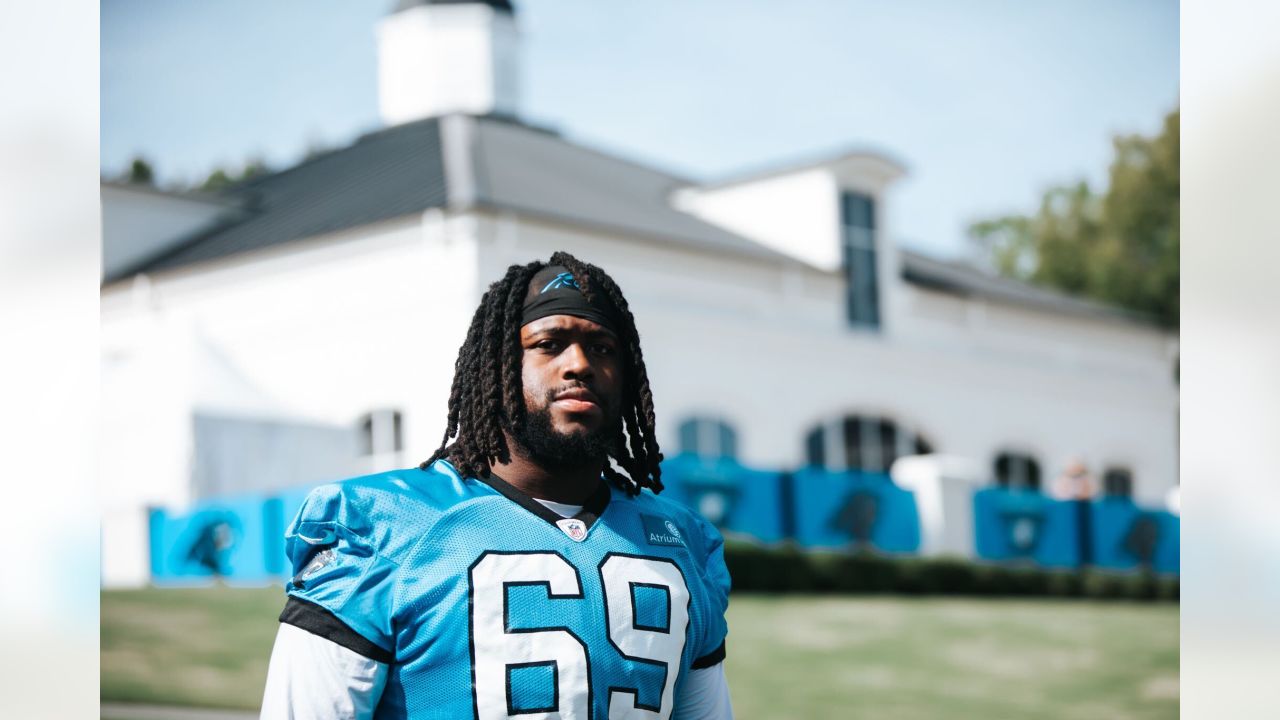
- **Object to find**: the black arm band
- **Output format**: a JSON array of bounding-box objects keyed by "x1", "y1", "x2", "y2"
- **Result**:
[
  {"x1": 279, "y1": 596, "x2": 395, "y2": 664},
  {"x1": 691, "y1": 640, "x2": 726, "y2": 669}
]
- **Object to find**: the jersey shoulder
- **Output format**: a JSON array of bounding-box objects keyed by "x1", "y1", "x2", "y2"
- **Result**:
[{"x1": 289, "y1": 460, "x2": 482, "y2": 562}]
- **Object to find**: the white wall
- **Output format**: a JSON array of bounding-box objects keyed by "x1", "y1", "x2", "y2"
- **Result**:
[
  {"x1": 896, "y1": 283, "x2": 1173, "y2": 379},
  {"x1": 104, "y1": 211, "x2": 485, "y2": 465},
  {"x1": 101, "y1": 312, "x2": 199, "y2": 587},
  {"x1": 100, "y1": 210, "x2": 481, "y2": 586},
  {"x1": 675, "y1": 169, "x2": 840, "y2": 272}
]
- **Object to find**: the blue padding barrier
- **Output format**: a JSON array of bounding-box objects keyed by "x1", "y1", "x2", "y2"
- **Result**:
[
  {"x1": 277, "y1": 486, "x2": 316, "y2": 542},
  {"x1": 659, "y1": 454, "x2": 784, "y2": 543},
  {"x1": 149, "y1": 493, "x2": 279, "y2": 586},
  {"x1": 262, "y1": 497, "x2": 286, "y2": 576},
  {"x1": 148, "y1": 507, "x2": 166, "y2": 578},
  {"x1": 973, "y1": 488, "x2": 1080, "y2": 568},
  {"x1": 143, "y1": 462, "x2": 1179, "y2": 584},
  {"x1": 789, "y1": 468, "x2": 920, "y2": 553},
  {"x1": 1089, "y1": 498, "x2": 1180, "y2": 574}
]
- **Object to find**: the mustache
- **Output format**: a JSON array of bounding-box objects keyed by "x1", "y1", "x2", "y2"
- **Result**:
[{"x1": 545, "y1": 381, "x2": 598, "y2": 400}]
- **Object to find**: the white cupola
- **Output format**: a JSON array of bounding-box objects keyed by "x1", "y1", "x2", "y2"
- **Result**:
[{"x1": 376, "y1": 0, "x2": 520, "y2": 125}]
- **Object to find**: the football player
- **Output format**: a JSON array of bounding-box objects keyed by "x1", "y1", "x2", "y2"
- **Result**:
[{"x1": 261, "y1": 252, "x2": 734, "y2": 719}]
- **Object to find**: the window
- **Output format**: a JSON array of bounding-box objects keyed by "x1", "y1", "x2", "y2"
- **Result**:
[
  {"x1": 804, "y1": 426, "x2": 826, "y2": 469},
  {"x1": 358, "y1": 409, "x2": 403, "y2": 456},
  {"x1": 1103, "y1": 467, "x2": 1133, "y2": 498},
  {"x1": 804, "y1": 415, "x2": 932, "y2": 472},
  {"x1": 841, "y1": 191, "x2": 880, "y2": 330},
  {"x1": 994, "y1": 452, "x2": 1042, "y2": 491},
  {"x1": 677, "y1": 417, "x2": 737, "y2": 460}
]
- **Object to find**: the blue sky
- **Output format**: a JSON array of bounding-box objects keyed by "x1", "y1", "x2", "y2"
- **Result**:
[{"x1": 101, "y1": 0, "x2": 1178, "y2": 260}]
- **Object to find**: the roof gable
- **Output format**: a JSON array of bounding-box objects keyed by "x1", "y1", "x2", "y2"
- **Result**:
[{"x1": 107, "y1": 117, "x2": 447, "y2": 282}]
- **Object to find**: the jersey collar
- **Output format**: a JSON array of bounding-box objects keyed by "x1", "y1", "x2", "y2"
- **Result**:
[{"x1": 480, "y1": 472, "x2": 611, "y2": 531}]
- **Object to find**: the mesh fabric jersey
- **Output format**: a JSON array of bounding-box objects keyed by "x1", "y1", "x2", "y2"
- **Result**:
[{"x1": 283, "y1": 459, "x2": 731, "y2": 719}]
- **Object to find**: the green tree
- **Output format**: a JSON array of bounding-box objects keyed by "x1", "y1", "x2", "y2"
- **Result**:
[
  {"x1": 199, "y1": 168, "x2": 234, "y2": 193},
  {"x1": 125, "y1": 157, "x2": 155, "y2": 185},
  {"x1": 199, "y1": 157, "x2": 270, "y2": 193},
  {"x1": 969, "y1": 109, "x2": 1179, "y2": 327}
]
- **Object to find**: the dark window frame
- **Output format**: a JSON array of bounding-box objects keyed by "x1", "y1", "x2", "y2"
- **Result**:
[
  {"x1": 357, "y1": 408, "x2": 404, "y2": 457},
  {"x1": 994, "y1": 451, "x2": 1042, "y2": 491},
  {"x1": 676, "y1": 417, "x2": 738, "y2": 460},
  {"x1": 841, "y1": 191, "x2": 881, "y2": 331},
  {"x1": 1102, "y1": 467, "x2": 1134, "y2": 498},
  {"x1": 804, "y1": 414, "x2": 932, "y2": 472}
]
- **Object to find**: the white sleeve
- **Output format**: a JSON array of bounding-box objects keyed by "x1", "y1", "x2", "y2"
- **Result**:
[
  {"x1": 672, "y1": 662, "x2": 734, "y2": 720},
  {"x1": 260, "y1": 623, "x2": 389, "y2": 720}
]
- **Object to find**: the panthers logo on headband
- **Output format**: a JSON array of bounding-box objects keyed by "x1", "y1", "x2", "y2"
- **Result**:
[{"x1": 541, "y1": 272, "x2": 580, "y2": 293}]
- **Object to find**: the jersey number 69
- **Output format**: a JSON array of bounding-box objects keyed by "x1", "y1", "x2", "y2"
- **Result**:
[{"x1": 468, "y1": 551, "x2": 691, "y2": 720}]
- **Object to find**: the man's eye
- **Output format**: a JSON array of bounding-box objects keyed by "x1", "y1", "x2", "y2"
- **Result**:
[
  {"x1": 536, "y1": 340, "x2": 562, "y2": 351},
  {"x1": 592, "y1": 343, "x2": 617, "y2": 356}
]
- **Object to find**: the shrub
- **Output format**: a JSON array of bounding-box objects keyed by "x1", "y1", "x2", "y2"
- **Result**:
[
  {"x1": 1081, "y1": 570, "x2": 1125, "y2": 599},
  {"x1": 925, "y1": 557, "x2": 977, "y2": 595},
  {"x1": 722, "y1": 541, "x2": 1176, "y2": 601},
  {"x1": 842, "y1": 552, "x2": 898, "y2": 592},
  {"x1": 1122, "y1": 573, "x2": 1159, "y2": 601},
  {"x1": 1044, "y1": 570, "x2": 1083, "y2": 597},
  {"x1": 971, "y1": 564, "x2": 1014, "y2": 596}
]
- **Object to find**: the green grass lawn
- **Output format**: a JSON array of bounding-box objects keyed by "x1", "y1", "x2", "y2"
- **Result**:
[
  {"x1": 102, "y1": 587, "x2": 1177, "y2": 718},
  {"x1": 724, "y1": 595, "x2": 1177, "y2": 720}
]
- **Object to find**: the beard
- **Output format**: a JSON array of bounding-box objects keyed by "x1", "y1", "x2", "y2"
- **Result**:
[{"x1": 512, "y1": 390, "x2": 621, "y2": 469}]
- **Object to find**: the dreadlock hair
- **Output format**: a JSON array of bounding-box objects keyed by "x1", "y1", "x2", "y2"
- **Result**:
[{"x1": 420, "y1": 251, "x2": 664, "y2": 496}]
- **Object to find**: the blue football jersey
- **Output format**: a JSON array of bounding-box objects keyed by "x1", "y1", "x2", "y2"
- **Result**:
[{"x1": 280, "y1": 459, "x2": 731, "y2": 719}]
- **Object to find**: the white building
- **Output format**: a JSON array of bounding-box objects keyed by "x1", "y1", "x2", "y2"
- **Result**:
[{"x1": 100, "y1": 0, "x2": 1178, "y2": 586}]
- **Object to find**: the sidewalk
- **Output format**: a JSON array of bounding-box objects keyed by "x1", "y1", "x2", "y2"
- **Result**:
[{"x1": 101, "y1": 703, "x2": 257, "y2": 720}]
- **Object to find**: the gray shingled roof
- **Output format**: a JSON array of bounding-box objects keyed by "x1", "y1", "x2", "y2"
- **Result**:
[
  {"x1": 468, "y1": 117, "x2": 797, "y2": 262},
  {"x1": 899, "y1": 249, "x2": 1159, "y2": 327},
  {"x1": 108, "y1": 114, "x2": 795, "y2": 283},
  {"x1": 107, "y1": 118, "x2": 448, "y2": 283}
]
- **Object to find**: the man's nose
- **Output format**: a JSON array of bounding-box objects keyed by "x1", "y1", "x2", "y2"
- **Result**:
[{"x1": 561, "y1": 342, "x2": 594, "y2": 379}]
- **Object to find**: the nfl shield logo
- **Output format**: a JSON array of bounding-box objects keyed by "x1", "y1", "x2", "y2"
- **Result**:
[{"x1": 556, "y1": 518, "x2": 588, "y2": 542}]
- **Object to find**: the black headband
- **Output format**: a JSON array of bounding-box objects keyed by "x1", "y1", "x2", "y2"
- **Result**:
[{"x1": 521, "y1": 266, "x2": 621, "y2": 332}]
